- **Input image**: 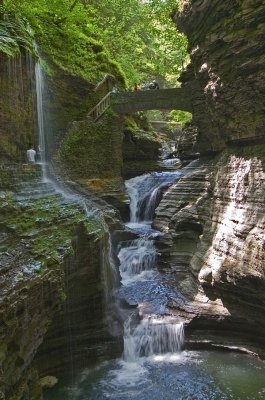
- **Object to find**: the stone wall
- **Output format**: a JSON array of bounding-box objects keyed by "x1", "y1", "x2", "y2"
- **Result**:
[
  {"x1": 112, "y1": 88, "x2": 192, "y2": 115},
  {"x1": 58, "y1": 112, "x2": 124, "y2": 193}
]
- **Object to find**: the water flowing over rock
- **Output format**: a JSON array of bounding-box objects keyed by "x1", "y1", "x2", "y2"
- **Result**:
[
  {"x1": 124, "y1": 316, "x2": 184, "y2": 362},
  {"x1": 125, "y1": 171, "x2": 182, "y2": 222},
  {"x1": 118, "y1": 238, "x2": 157, "y2": 282}
]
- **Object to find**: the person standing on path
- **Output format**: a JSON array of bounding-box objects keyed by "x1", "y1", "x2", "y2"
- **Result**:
[{"x1": 27, "y1": 145, "x2": 36, "y2": 163}]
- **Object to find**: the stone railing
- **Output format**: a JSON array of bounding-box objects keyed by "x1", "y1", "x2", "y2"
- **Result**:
[{"x1": 87, "y1": 91, "x2": 112, "y2": 121}]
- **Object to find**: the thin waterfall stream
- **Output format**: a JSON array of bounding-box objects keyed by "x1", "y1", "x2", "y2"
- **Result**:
[{"x1": 35, "y1": 63, "x2": 48, "y2": 181}]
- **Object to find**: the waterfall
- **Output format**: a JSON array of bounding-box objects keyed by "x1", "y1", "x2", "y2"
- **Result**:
[
  {"x1": 124, "y1": 316, "x2": 184, "y2": 362},
  {"x1": 35, "y1": 63, "x2": 48, "y2": 181},
  {"x1": 118, "y1": 168, "x2": 185, "y2": 365},
  {"x1": 118, "y1": 238, "x2": 157, "y2": 282},
  {"x1": 125, "y1": 171, "x2": 182, "y2": 222}
]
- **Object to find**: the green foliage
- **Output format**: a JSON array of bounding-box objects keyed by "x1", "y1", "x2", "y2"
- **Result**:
[
  {"x1": 2, "y1": 0, "x2": 188, "y2": 86},
  {"x1": 89, "y1": 0, "x2": 188, "y2": 86},
  {"x1": 168, "y1": 109, "x2": 192, "y2": 126},
  {"x1": 0, "y1": 7, "x2": 35, "y2": 57},
  {"x1": 2, "y1": 0, "x2": 125, "y2": 83}
]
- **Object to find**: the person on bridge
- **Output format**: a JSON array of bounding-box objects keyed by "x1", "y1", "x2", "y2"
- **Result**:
[
  {"x1": 134, "y1": 83, "x2": 141, "y2": 91},
  {"x1": 149, "y1": 79, "x2": 159, "y2": 89},
  {"x1": 111, "y1": 86, "x2": 118, "y2": 93}
]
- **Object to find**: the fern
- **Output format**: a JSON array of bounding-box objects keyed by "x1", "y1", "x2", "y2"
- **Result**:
[{"x1": 0, "y1": 15, "x2": 35, "y2": 57}]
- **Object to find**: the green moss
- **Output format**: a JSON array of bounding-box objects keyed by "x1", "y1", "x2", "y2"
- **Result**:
[
  {"x1": 58, "y1": 112, "x2": 123, "y2": 180},
  {"x1": 0, "y1": 176, "x2": 105, "y2": 273}
]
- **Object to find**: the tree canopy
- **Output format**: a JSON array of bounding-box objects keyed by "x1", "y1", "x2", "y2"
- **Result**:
[{"x1": 1, "y1": 0, "x2": 188, "y2": 86}]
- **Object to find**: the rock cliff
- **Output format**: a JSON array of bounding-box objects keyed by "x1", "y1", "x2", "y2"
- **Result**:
[
  {"x1": 0, "y1": 166, "x2": 118, "y2": 399},
  {"x1": 154, "y1": 147, "x2": 265, "y2": 354},
  {"x1": 152, "y1": 0, "x2": 265, "y2": 355},
  {"x1": 173, "y1": 0, "x2": 265, "y2": 153}
]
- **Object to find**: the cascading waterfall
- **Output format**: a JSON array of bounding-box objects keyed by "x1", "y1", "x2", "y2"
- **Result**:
[
  {"x1": 118, "y1": 238, "x2": 157, "y2": 282},
  {"x1": 33, "y1": 58, "x2": 121, "y2": 375},
  {"x1": 35, "y1": 63, "x2": 48, "y2": 181},
  {"x1": 124, "y1": 316, "x2": 184, "y2": 362},
  {"x1": 118, "y1": 169, "x2": 185, "y2": 363},
  {"x1": 125, "y1": 171, "x2": 182, "y2": 222}
]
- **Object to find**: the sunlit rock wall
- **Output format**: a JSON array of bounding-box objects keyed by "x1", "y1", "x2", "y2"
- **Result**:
[
  {"x1": 154, "y1": 147, "x2": 265, "y2": 353},
  {"x1": 173, "y1": 0, "x2": 265, "y2": 152}
]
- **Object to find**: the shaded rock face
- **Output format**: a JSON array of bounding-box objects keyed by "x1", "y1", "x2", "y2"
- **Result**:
[
  {"x1": 122, "y1": 129, "x2": 163, "y2": 179},
  {"x1": 43, "y1": 70, "x2": 97, "y2": 159},
  {"x1": 173, "y1": 0, "x2": 265, "y2": 152},
  {"x1": 153, "y1": 148, "x2": 265, "y2": 354},
  {"x1": 36, "y1": 225, "x2": 121, "y2": 381},
  {"x1": 59, "y1": 114, "x2": 123, "y2": 183},
  {"x1": 176, "y1": 123, "x2": 199, "y2": 160},
  {"x1": 0, "y1": 165, "x2": 116, "y2": 399},
  {"x1": 0, "y1": 53, "x2": 36, "y2": 163}
]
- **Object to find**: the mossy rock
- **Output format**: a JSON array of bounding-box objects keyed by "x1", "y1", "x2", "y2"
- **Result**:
[{"x1": 58, "y1": 111, "x2": 123, "y2": 181}]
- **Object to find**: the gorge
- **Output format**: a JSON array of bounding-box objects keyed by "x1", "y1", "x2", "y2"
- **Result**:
[{"x1": 1, "y1": 0, "x2": 265, "y2": 399}]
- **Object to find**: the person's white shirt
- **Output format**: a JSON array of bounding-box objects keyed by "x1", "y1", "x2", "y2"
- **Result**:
[{"x1": 27, "y1": 148, "x2": 36, "y2": 163}]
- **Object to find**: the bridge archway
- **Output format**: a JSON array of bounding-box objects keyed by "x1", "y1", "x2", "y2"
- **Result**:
[{"x1": 111, "y1": 88, "x2": 192, "y2": 115}]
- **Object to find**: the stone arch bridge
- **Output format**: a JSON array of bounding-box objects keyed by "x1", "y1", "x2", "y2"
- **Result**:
[
  {"x1": 111, "y1": 88, "x2": 192, "y2": 114},
  {"x1": 88, "y1": 88, "x2": 192, "y2": 122}
]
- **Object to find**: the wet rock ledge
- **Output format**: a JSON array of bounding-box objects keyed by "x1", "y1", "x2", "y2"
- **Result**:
[{"x1": 0, "y1": 165, "x2": 119, "y2": 399}]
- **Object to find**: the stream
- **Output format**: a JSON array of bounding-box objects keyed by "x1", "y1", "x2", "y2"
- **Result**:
[{"x1": 46, "y1": 168, "x2": 265, "y2": 400}]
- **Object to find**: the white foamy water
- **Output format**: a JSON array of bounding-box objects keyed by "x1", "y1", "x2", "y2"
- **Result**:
[
  {"x1": 124, "y1": 316, "x2": 184, "y2": 363},
  {"x1": 161, "y1": 158, "x2": 180, "y2": 165},
  {"x1": 118, "y1": 238, "x2": 157, "y2": 283},
  {"x1": 125, "y1": 171, "x2": 182, "y2": 222}
]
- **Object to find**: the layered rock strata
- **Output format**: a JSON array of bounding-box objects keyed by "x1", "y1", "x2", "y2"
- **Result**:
[
  {"x1": 173, "y1": 0, "x2": 265, "y2": 152},
  {"x1": 0, "y1": 166, "x2": 116, "y2": 399},
  {"x1": 154, "y1": 147, "x2": 265, "y2": 355}
]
